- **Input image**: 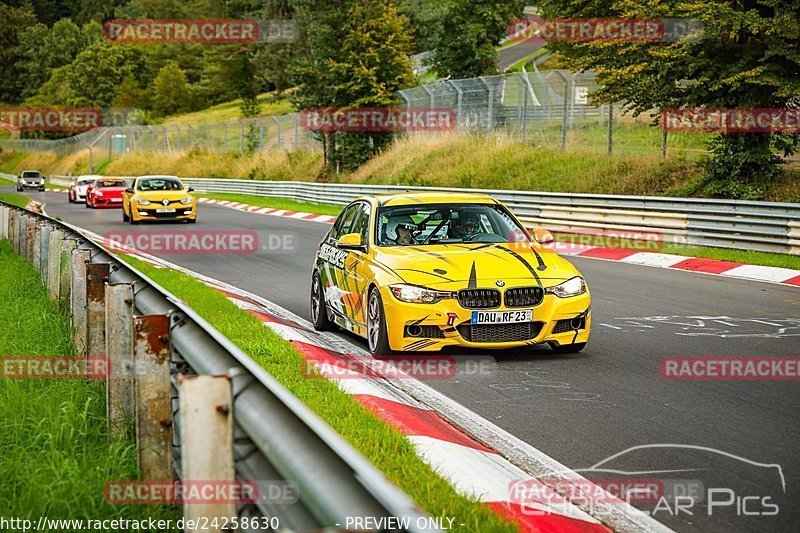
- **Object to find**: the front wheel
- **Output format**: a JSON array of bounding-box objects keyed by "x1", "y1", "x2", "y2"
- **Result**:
[
  {"x1": 122, "y1": 207, "x2": 129, "y2": 222},
  {"x1": 310, "y1": 271, "x2": 333, "y2": 331},
  {"x1": 366, "y1": 288, "x2": 391, "y2": 355},
  {"x1": 549, "y1": 341, "x2": 587, "y2": 354}
]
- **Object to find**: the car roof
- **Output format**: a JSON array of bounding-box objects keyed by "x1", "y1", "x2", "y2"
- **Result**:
[
  {"x1": 363, "y1": 191, "x2": 498, "y2": 207},
  {"x1": 21, "y1": 170, "x2": 41, "y2": 173},
  {"x1": 137, "y1": 175, "x2": 182, "y2": 180}
]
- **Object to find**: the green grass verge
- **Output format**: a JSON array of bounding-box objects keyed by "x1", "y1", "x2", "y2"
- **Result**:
[
  {"x1": 0, "y1": 192, "x2": 28, "y2": 208},
  {"x1": 201, "y1": 192, "x2": 343, "y2": 217},
  {"x1": 0, "y1": 176, "x2": 15, "y2": 186},
  {"x1": 0, "y1": 240, "x2": 179, "y2": 524},
  {"x1": 120, "y1": 254, "x2": 516, "y2": 532},
  {"x1": 162, "y1": 92, "x2": 293, "y2": 125}
]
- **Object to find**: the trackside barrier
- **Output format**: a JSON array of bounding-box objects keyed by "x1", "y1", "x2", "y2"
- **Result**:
[
  {"x1": 34, "y1": 174, "x2": 800, "y2": 254},
  {"x1": 178, "y1": 178, "x2": 800, "y2": 255},
  {"x1": 0, "y1": 200, "x2": 434, "y2": 532}
]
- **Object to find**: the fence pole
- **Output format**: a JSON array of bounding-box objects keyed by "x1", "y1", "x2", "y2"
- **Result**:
[
  {"x1": 179, "y1": 374, "x2": 235, "y2": 526},
  {"x1": 70, "y1": 248, "x2": 91, "y2": 355},
  {"x1": 560, "y1": 77, "x2": 568, "y2": 149},
  {"x1": 607, "y1": 103, "x2": 614, "y2": 156},
  {"x1": 133, "y1": 314, "x2": 173, "y2": 481},
  {"x1": 479, "y1": 77, "x2": 494, "y2": 133},
  {"x1": 106, "y1": 283, "x2": 135, "y2": 437},
  {"x1": 294, "y1": 115, "x2": 299, "y2": 151},
  {"x1": 48, "y1": 228, "x2": 63, "y2": 300},
  {"x1": 448, "y1": 81, "x2": 463, "y2": 133},
  {"x1": 521, "y1": 75, "x2": 529, "y2": 143},
  {"x1": 241, "y1": 122, "x2": 245, "y2": 153},
  {"x1": 662, "y1": 129, "x2": 668, "y2": 159},
  {"x1": 86, "y1": 262, "x2": 110, "y2": 359},
  {"x1": 274, "y1": 117, "x2": 282, "y2": 148}
]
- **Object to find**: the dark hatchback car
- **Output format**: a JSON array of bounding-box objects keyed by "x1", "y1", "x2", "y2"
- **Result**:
[{"x1": 16, "y1": 170, "x2": 45, "y2": 192}]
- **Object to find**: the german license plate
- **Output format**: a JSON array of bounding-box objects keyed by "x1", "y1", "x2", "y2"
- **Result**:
[
  {"x1": 156, "y1": 208, "x2": 175, "y2": 213},
  {"x1": 471, "y1": 309, "x2": 532, "y2": 324},
  {"x1": 111, "y1": 198, "x2": 122, "y2": 202}
]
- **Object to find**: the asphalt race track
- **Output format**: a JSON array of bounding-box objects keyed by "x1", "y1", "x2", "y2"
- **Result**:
[{"x1": 13, "y1": 188, "x2": 799, "y2": 533}]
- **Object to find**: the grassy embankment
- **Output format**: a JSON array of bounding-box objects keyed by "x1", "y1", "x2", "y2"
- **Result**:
[
  {"x1": 0, "y1": 240, "x2": 179, "y2": 524},
  {"x1": 119, "y1": 255, "x2": 515, "y2": 532}
]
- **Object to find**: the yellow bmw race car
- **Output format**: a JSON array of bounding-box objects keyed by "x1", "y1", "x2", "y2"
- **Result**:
[
  {"x1": 122, "y1": 175, "x2": 197, "y2": 224},
  {"x1": 310, "y1": 192, "x2": 591, "y2": 355}
]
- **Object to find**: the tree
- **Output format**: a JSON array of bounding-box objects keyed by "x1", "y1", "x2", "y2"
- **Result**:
[
  {"x1": 66, "y1": 41, "x2": 136, "y2": 107},
  {"x1": 290, "y1": 0, "x2": 415, "y2": 170},
  {"x1": 429, "y1": 0, "x2": 524, "y2": 78},
  {"x1": 0, "y1": 4, "x2": 38, "y2": 103},
  {"x1": 537, "y1": 0, "x2": 800, "y2": 199},
  {"x1": 151, "y1": 62, "x2": 191, "y2": 116}
]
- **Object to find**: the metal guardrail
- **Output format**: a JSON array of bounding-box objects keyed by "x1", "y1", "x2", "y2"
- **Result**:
[
  {"x1": 177, "y1": 178, "x2": 800, "y2": 256},
  {"x1": 0, "y1": 200, "x2": 433, "y2": 532}
]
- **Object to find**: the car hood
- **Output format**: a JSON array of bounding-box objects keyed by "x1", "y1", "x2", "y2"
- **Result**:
[
  {"x1": 135, "y1": 190, "x2": 189, "y2": 201},
  {"x1": 374, "y1": 242, "x2": 582, "y2": 289}
]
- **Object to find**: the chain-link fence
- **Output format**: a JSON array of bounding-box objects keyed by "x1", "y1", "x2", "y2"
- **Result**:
[
  {"x1": 398, "y1": 70, "x2": 708, "y2": 157},
  {"x1": 1, "y1": 70, "x2": 709, "y2": 159},
  {"x1": 2, "y1": 114, "x2": 318, "y2": 157}
]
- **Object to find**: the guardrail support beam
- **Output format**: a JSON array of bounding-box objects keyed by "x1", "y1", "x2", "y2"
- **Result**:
[
  {"x1": 133, "y1": 314, "x2": 173, "y2": 481},
  {"x1": 106, "y1": 283, "x2": 135, "y2": 437},
  {"x1": 59, "y1": 237, "x2": 77, "y2": 309},
  {"x1": 86, "y1": 262, "x2": 110, "y2": 358},
  {"x1": 179, "y1": 374, "x2": 235, "y2": 527},
  {"x1": 71, "y1": 248, "x2": 92, "y2": 354}
]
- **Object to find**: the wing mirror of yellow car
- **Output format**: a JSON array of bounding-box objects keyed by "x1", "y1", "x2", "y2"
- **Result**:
[
  {"x1": 533, "y1": 227, "x2": 555, "y2": 244},
  {"x1": 337, "y1": 232, "x2": 365, "y2": 251},
  {"x1": 125, "y1": 187, "x2": 133, "y2": 194}
]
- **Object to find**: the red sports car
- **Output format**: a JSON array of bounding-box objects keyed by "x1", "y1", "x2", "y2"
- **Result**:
[{"x1": 86, "y1": 178, "x2": 128, "y2": 208}]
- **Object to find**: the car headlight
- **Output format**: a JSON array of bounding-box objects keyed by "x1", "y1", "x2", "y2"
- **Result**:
[
  {"x1": 390, "y1": 284, "x2": 451, "y2": 304},
  {"x1": 547, "y1": 276, "x2": 586, "y2": 298},
  {"x1": 134, "y1": 197, "x2": 151, "y2": 205},
  {"x1": 95, "y1": 191, "x2": 103, "y2": 197},
  {"x1": 180, "y1": 197, "x2": 192, "y2": 205}
]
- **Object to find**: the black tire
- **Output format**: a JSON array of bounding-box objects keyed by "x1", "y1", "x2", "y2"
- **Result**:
[
  {"x1": 129, "y1": 212, "x2": 138, "y2": 225},
  {"x1": 549, "y1": 341, "x2": 587, "y2": 354},
  {"x1": 366, "y1": 288, "x2": 391, "y2": 355},
  {"x1": 187, "y1": 217, "x2": 197, "y2": 224},
  {"x1": 85, "y1": 198, "x2": 90, "y2": 208},
  {"x1": 122, "y1": 208, "x2": 129, "y2": 222},
  {"x1": 310, "y1": 271, "x2": 334, "y2": 331}
]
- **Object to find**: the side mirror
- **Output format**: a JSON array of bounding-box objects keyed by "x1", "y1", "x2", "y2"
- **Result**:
[
  {"x1": 533, "y1": 227, "x2": 554, "y2": 245},
  {"x1": 187, "y1": 187, "x2": 194, "y2": 192},
  {"x1": 125, "y1": 187, "x2": 133, "y2": 194},
  {"x1": 337, "y1": 232, "x2": 365, "y2": 251}
]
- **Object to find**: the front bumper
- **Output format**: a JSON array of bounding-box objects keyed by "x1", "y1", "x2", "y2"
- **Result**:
[
  {"x1": 20, "y1": 183, "x2": 44, "y2": 190},
  {"x1": 91, "y1": 197, "x2": 123, "y2": 208},
  {"x1": 380, "y1": 286, "x2": 591, "y2": 352},
  {"x1": 133, "y1": 205, "x2": 196, "y2": 221}
]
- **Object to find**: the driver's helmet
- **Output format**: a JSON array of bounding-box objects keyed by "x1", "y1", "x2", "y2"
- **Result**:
[
  {"x1": 386, "y1": 215, "x2": 416, "y2": 241},
  {"x1": 460, "y1": 212, "x2": 480, "y2": 238}
]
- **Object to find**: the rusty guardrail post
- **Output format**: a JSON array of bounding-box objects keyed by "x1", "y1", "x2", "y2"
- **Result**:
[
  {"x1": 47, "y1": 228, "x2": 63, "y2": 300},
  {"x1": 32, "y1": 220, "x2": 42, "y2": 272},
  {"x1": 86, "y1": 262, "x2": 110, "y2": 358},
  {"x1": 59, "y1": 237, "x2": 77, "y2": 309},
  {"x1": 25, "y1": 216, "x2": 36, "y2": 264},
  {"x1": 134, "y1": 314, "x2": 173, "y2": 480},
  {"x1": 40, "y1": 223, "x2": 51, "y2": 280},
  {"x1": 0, "y1": 205, "x2": 8, "y2": 239},
  {"x1": 71, "y1": 248, "x2": 92, "y2": 354},
  {"x1": 106, "y1": 283, "x2": 135, "y2": 437},
  {"x1": 18, "y1": 213, "x2": 28, "y2": 258},
  {"x1": 179, "y1": 374, "x2": 235, "y2": 528},
  {"x1": 8, "y1": 209, "x2": 19, "y2": 251}
]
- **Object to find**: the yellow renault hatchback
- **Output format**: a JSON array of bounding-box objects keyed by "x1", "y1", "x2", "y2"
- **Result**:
[{"x1": 122, "y1": 175, "x2": 196, "y2": 224}]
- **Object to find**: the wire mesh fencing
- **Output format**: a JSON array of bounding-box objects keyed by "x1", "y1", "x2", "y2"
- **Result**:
[{"x1": 1, "y1": 71, "x2": 709, "y2": 159}]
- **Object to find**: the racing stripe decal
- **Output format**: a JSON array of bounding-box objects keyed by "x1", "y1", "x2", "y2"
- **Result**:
[
  {"x1": 467, "y1": 262, "x2": 478, "y2": 289},
  {"x1": 491, "y1": 245, "x2": 543, "y2": 286}
]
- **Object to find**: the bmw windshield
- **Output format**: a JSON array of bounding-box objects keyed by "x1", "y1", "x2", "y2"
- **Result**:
[{"x1": 376, "y1": 203, "x2": 531, "y2": 246}]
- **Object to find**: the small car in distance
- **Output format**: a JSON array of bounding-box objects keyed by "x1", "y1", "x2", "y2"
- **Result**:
[
  {"x1": 122, "y1": 175, "x2": 196, "y2": 224},
  {"x1": 310, "y1": 192, "x2": 591, "y2": 355},
  {"x1": 16, "y1": 170, "x2": 45, "y2": 192},
  {"x1": 69, "y1": 175, "x2": 101, "y2": 203},
  {"x1": 86, "y1": 177, "x2": 128, "y2": 208}
]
